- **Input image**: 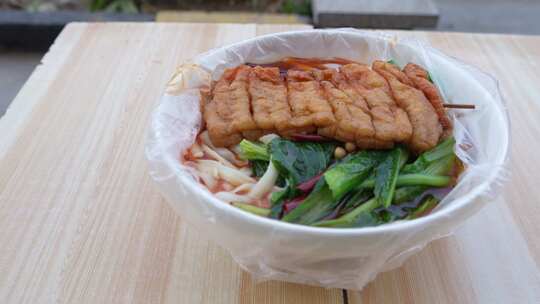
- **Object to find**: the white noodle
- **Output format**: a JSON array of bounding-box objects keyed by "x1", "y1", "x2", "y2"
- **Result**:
[
  {"x1": 222, "y1": 183, "x2": 234, "y2": 192},
  {"x1": 198, "y1": 171, "x2": 216, "y2": 189},
  {"x1": 197, "y1": 159, "x2": 254, "y2": 186},
  {"x1": 215, "y1": 192, "x2": 253, "y2": 204},
  {"x1": 248, "y1": 161, "x2": 279, "y2": 199},
  {"x1": 190, "y1": 143, "x2": 204, "y2": 158},
  {"x1": 232, "y1": 183, "x2": 253, "y2": 194},
  {"x1": 194, "y1": 160, "x2": 219, "y2": 178},
  {"x1": 200, "y1": 131, "x2": 247, "y2": 166},
  {"x1": 240, "y1": 167, "x2": 253, "y2": 176},
  {"x1": 193, "y1": 131, "x2": 276, "y2": 201},
  {"x1": 218, "y1": 165, "x2": 255, "y2": 186},
  {"x1": 201, "y1": 144, "x2": 235, "y2": 168},
  {"x1": 231, "y1": 144, "x2": 243, "y2": 158},
  {"x1": 273, "y1": 186, "x2": 285, "y2": 192},
  {"x1": 259, "y1": 133, "x2": 280, "y2": 145},
  {"x1": 215, "y1": 147, "x2": 247, "y2": 166}
]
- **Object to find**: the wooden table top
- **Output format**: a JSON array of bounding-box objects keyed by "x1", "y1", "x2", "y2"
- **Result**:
[{"x1": 1, "y1": 23, "x2": 539, "y2": 304}]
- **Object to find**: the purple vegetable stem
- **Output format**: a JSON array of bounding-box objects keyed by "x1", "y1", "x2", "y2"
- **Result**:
[
  {"x1": 283, "y1": 195, "x2": 307, "y2": 214},
  {"x1": 290, "y1": 133, "x2": 332, "y2": 142},
  {"x1": 296, "y1": 173, "x2": 323, "y2": 193}
]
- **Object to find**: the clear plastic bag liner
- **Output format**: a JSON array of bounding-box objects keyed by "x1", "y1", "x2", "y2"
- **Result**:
[{"x1": 146, "y1": 29, "x2": 509, "y2": 290}]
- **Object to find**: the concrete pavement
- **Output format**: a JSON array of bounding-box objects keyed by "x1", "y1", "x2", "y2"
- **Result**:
[{"x1": 0, "y1": 51, "x2": 42, "y2": 117}]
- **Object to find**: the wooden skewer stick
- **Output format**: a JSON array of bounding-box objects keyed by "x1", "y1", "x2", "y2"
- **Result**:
[{"x1": 443, "y1": 103, "x2": 476, "y2": 109}]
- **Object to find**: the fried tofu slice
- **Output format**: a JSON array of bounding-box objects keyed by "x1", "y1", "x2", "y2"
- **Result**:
[
  {"x1": 321, "y1": 69, "x2": 370, "y2": 114},
  {"x1": 318, "y1": 81, "x2": 375, "y2": 142},
  {"x1": 372, "y1": 61, "x2": 442, "y2": 152},
  {"x1": 320, "y1": 70, "x2": 392, "y2": 149},
  {"x1": 205, "y1": 65, "x2": 258, "y2": 147},
  {"x1": 248, "y1": 66, "x2": 293, "y2": 137},
  {"x1": 203, "y1": 101, "x2": 243, "y2": 147},
  {"x1": 286, "y1": 70, "x2": 335, "y2": 133},
  {"x1": 340, "y1": 64, "x2": 412, "y2": 143},
  {"x1": 403, "y1": 63, "x2": 453, "y2": 137}
]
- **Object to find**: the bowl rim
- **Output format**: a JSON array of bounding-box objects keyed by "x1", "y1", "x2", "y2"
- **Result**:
[{"x1": 156, "y1": 29, "x2": 510, "y2": 237}]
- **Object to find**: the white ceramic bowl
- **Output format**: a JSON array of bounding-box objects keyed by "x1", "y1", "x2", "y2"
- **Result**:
[{"x1": 146, "y1": 29, "x2": 510, "y2": 290}]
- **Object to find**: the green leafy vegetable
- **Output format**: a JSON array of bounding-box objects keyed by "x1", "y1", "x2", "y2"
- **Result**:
[
  {"x1": 314, "y1": 140, "x2": 456, "y2": 227},
  {"x1": 402, "y1": 137, "x2": 455, "y2": 174},
  {"x1": 394, "y1": 174, "x2": 451, "y2": 187},
  {"x1": 266, "y1": 138, "x2": 335, "y2": 218},
  {"x1": 373, "y1": 147, "x2": 408, "y2": 208},
  {"x1": 281, "y1": 179, "x2": 339, "y2": 224},
  {"x1": 232, "y1": 202, "x2": 270, "y2": 217},
  {"x1": 239, "y1": 139, "x2": 269, "y2": 161},
  {"x1": 374, "y1": 190, "x2": 442, "y2": 221},
  {"x1": 312, "y1": 197, "x2": 380, "y2": 228},
  {"x1": 269, "y1": 138, "x2": 335, "y2": 187},
  {"x1": 393, "y1": 186, "x2": 426, "y2": 205},
  {"x1": 361, "y1": 174, "x2": 452, "y2": 188},
  {"x1": 250, "y1": 160, "x2": 269, "y2": 177},
  {"x1": 251, "y1": 160, "x2": 286, "y2": 187},
  {"x1": 237, "y1": 134, "x2": 456, "y2": 226},
  {"x1": 269, "y1": 185, "x2": 291, "y2": 218},
  {"x1": 405, "y1": 195, "x2": 439, "y2": 219},
  {"x1": 338, "y1": 188, "x2": 372, "y2": 216},
  {"x1": 391, "y1": 138, "x2": 456, "y2": 204},
  {"x1": 394, "y1": 153, "x2": 456, "y2": 204},
  {"x1": 324, "y1": 151, "x2": 385, "y2": 200}
]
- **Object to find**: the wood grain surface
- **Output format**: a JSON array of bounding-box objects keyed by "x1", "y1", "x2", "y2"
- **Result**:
[
  {"x1": 348, "y1": 32, "x2": 540, "y2": 304},
  {"x1": 0, "y1": 24, "x2": 539, "y2": 304}
]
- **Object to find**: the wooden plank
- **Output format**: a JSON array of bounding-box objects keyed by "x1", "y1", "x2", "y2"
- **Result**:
[
  {"x1": 348, "y1": 32, "x2": 540, "y2": 303},
  {"x1": 156, "y1": 11, "x2": 308, "y2": 25},
  {"x1": 0, "y1": 23, "x2": 82, "y2": 158},
  {"x1": 3, "y1": 24, "x2": 540, "y2": 304},
  {"x1": 0, "y1": 22, "x2": 344, "y2": 304}
]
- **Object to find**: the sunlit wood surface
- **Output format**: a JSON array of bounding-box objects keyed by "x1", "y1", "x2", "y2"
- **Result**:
[{"x1": 1, "y1": 23, "x2": 539, "y2": 304}]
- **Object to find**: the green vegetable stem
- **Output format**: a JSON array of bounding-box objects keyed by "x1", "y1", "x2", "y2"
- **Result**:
[
  {"x1": 312, "y1": 198, "x2": 380, "y2": 228},
  {"x1": 324, "y1": 151, "x2": 385, "y2": 200},
  {"x1": 281, "y1": 179, "x2": 338, "y2": 225},
  {"x1": 239, "y1": 139, "x2": 270, "y2": 161},
  {"x1": 393, "y1": 153, "x2": 456, "y2": 204},
  {"x1": 373, "y1": 147, "x2": 408, "y2": 208},
  {"x1": 361, "y1": 174, "x2": 451, "y2": 188},
  {"x1": 402, "y1": 137, "x2": 455, "y2": 174},
  {"x1": 232, "y1": 202, "x2": 270, "y2": 217}
]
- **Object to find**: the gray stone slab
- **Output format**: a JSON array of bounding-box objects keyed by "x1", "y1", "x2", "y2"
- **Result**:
[
  {"x1": 313, "y1": 0, "x2": 439, "y2": 29},
  {"x1": 0, "y1": 11, "x2": 154, "y2": 50},
  {"x1": 434, "y1": 0, "x2": 540, "y2": 34},
  {"x1": 0, "y1": 11, "x2": 154, "y2": 25}
]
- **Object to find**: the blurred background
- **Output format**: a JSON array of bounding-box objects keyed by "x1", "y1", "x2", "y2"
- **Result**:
[{"x1": 1, "y1": 0, "x2": 539, "y2": 116}]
